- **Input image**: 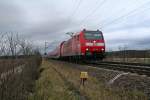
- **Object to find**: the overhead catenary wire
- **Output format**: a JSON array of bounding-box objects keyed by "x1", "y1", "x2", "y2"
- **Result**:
[
  {"x1": 69, "y1": 0, "x2": 150, "y2": 32},
  {"x1": 67, "y1": 0, "x2": 82, "y2": 21},
  {"x1": 98, "y1": 1, "x2": 150, "y2": 29},
  {"x1": 65, "y1": 0, "x2": 84, "y2": 34},
  {"x1": 78, "y1": 0, "x2": 108, "y2": 26}
]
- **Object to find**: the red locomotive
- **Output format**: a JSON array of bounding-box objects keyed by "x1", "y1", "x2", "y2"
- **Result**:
[{"x1": 48, "y1": 29, "x2": 105, "y2": 60}]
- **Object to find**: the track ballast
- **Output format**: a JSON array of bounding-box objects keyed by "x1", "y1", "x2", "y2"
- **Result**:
[{"x1": 82, "y1": 61, "x2": 150, "y2": 76}]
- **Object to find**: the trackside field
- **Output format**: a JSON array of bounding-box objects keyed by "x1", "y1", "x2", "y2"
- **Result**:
[{"x1": 29, "y1": 59, "x2": 148, "y2": 100}]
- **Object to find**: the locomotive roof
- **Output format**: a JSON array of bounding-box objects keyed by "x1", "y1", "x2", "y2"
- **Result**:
[{"x1": 83, "y1": 30, "x2": 102, "y2": 33}]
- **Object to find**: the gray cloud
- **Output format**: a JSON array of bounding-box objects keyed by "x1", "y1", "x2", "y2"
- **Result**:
[
  {"x1": 0, "y1": 0, "x2": 150, "y2": 52},
  {"x1": 105, "y1": 19, "x2": 150, "y2": 33},
  {"x1": 0, "y1": 0, "x2": 79, "y2": 48},
  {"x1": 0, "y1": 0, "x2": 26, "y2": 32},
  {"x1": 24, "y1": 18, "x2": 77, "y2": 39},
  {"x1": 105, "y1": 34, "x2": 150, "y2": 51}
]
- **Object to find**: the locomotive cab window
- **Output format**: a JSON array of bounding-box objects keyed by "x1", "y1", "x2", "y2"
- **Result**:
[{"x1": 84, "y1": 31, "x2": 103, "y2": 40}]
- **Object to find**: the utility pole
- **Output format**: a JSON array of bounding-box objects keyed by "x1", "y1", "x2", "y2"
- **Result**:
[{"x1": 44, "y1": 42, "x2": 48, "y2": 55}]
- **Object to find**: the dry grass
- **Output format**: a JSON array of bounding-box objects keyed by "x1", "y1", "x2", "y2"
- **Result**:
[
  {"x1": 0, "y1": 56, "x2": 42, "y2": 100},
  {"x1": 29, "y1": 60, "x2": 80, "y2": 100},
  {"x1": 30, "y1": 60, "x2": 148, "y2": 100},
  {"x1": 51, "y1": 60, "x2": 147, "y2": 100},
  {"x1": 0, "y1": 59, "x2": 26, "y2": 74}
]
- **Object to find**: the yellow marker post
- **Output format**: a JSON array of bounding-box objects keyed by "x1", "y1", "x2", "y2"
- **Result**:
[{"x1": 80, "y1": 72, "x2": 88, "y2": 86}]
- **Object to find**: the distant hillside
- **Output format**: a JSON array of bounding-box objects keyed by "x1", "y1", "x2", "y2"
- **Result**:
[{"x1": 106, "y1": 50, "x2": 150, "y2": 58}]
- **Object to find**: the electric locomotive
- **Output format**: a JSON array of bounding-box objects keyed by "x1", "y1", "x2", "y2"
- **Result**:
[
  {"x1": 48, "y1": 29, "x2": 105, "y2": 60},
  {"x1": 79, "y1": 29, "x2": 105, "y2": 59}
]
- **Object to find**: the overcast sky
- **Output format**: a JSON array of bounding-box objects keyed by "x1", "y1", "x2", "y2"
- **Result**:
[{"x1": 0, "y1": 0, "x2": 150, "y2": 52}]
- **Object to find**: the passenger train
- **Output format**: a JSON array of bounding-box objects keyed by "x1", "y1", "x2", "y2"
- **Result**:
[{"x1": 48, "y1": 29, "x2": 105, "y2": 60}]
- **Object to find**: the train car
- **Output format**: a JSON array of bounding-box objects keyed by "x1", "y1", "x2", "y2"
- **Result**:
[
  {"x1": 48, "y1": 29, "x2": 105, "y2": 60},
  {"x1": 48, "y1": 41, "x2": 65, "y2": 59},
  {"x1": 60, "y1": 29, "x2": 105, "y2": 60}
]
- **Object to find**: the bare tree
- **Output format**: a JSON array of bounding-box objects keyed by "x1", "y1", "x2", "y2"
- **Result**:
[
  {"x1": 0, "y1": 32, "x2": 40, "y2": 57},
  {"x1": 7, "y1": 32, "x2": 20, "y2": 56},
  {"x1": 18, "y1": 39, "x2": 34, "y2": 55},
  {"x1": 0, "y1": 33, "x2": 9, "y2": 56}
]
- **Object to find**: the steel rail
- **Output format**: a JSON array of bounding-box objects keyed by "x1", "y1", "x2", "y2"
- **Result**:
[{"x1": 84, "y1": 61, "x2": 150, "y2": 76}]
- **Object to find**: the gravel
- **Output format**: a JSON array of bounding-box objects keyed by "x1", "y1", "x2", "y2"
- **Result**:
[{"x1": 52, "y1": 60, "x2": 150, "y2": 98}]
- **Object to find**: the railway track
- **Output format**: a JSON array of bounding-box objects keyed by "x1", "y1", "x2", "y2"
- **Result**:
[{"x1": 83, "y1": 61, "x2": 150, "y2": 76}]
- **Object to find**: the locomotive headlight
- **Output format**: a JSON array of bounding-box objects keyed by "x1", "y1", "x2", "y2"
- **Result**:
[
  {"x1": 101, "y1": 48, "x2": 104, "y2": 51},
  {"x1": 86, "y1": 48, "x2": 89, "y2": 51}
]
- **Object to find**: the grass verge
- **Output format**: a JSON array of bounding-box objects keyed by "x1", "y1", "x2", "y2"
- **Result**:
[
  {"x1": 29, "y1": 59, "x2": 148, "y2": 100},
  {"x1": 28, "y1": 60, "x2": 81, "y2": 100}
]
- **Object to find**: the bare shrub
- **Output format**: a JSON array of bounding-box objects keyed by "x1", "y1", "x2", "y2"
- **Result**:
[{"x1": 0, "y1": 32, "x2": 42, "y2": 100}]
